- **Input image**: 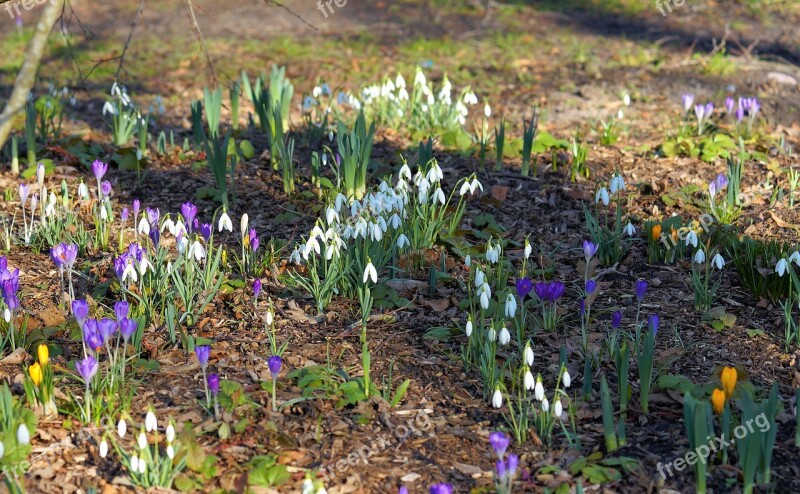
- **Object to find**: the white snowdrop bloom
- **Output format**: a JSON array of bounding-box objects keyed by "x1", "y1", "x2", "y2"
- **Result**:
[
  {"x1": 398, "y1": 164, "x2": 412, "y2": 182},
  {"x1": 138, "y1": 258, "x2": 152, "y2": 277},
  {"x1": 305, "y1": 236, "x2": 321, "y2": 258},
  {"x1": 289, "y1": 247, "x2": 301, "y2": 264},
  {"x1": 487, "y1": 327, "x2": 496, "y2": 342},
  {"x1": 624, "y1": 223, "x2": 636, "y2": 236},
  {"x1": 505, "y1": 293, "x2": 517, "y2": 318},
  {"x1": 370, "y1": 223, "x2": 383, "y2": 242},
  {"x1": 78, "y1": 182, "x2": 89, "y2": 201},
  {"x1": 130, "y1": 455, "x2": 139, "y2": 472},
  {"x1": 426, "y1": 93, "x2": 434, "y2": 106},
  {"x1": 474, "y1": 269, "x2": 485, "y2": 288},
  {"x1": 0, "y1": 441, "x2": 5, "y2": 459},
  {"x1": 524, "y1": 345, "x2": 534, "y2": 367},
  {"x1": 479, "y1": 283, "x2": 491, "y2": 309},
  {"x1": 554, "y1": 399, "x2": 563, "y2": 418},
  {"x1": 137, "y1": 216, "x2": 150, "y2": 235},
  {"x1": 396, "y1": 74, "x2": 406, "y2": 89},
  {"x1": 541, "y1": 396, "x2": 549, "y2": 412},
  {"x1": 595, "y1": 187, "x2": 610, "y2": 206},
  {"x1": 562, "y1": 370, "x2": 571, "y2": 388},
  {"x1": 465, "y1": 317, "x2": 473, "y2": 338},
  {"x1": 160, "y1": 217, "x2": 174, "y2": 234},
  {"x1": 138, "y1": 458, "x2": 146, "y2": 474},
  {"x1": 145, "y1": 410, "x2": 157, "y2": 432},
  {"x1": 685, "y1": 230, "x2": 698, "y2": 248},
  {"x1": 266, "y1": 307, "x2": 274, "y2": 327},
  {"x1": 712, "y1": 253, "x2": 725, "y2": 270},
  {"x1": 166, "y1": 423, "x2": 175, "y2": 442},
  {"x1": 524, "y1": 370, "x2": 535, "y2": 391},
  {"x1": 100, "y1": 206, "x2": 108, "y2": 221},
  {"x1": 36, "y1": 163, "x2": 45, "y2": 187},
  {"x1": 465, "y1": 255, "x2": 471, "y2": 267},
  {"x1": 303, "y1": 479, "x2": 315, "y2": 494},
  {"x1": 789, "y1": 251, "x2": 800, "y2": 266},
  {"x1": 45, "y1": 202, "x2": 55, "y2": 218},
  {"x1": 176, "y1": 234, "x2": 188, "y2": 254},
  {"x1": 693, "y1": 249, "x2": 706, "y2": 264},
  {"x1": 396, "y1": 234, "x2": 409, "y2": 249},
  {"x1": 776, "y1": 258, "x2": 788, "y2": 277},
  {"x1": 492, "y1": 388, "x2": 503, "y2": 408},
  {"x1": 325, "y1": 207, "x2": 338, "y2": 225},
  {"x1": 99, "y1": 439, "x2": 109, "y2": 458},
  {"x1": 610, "y1": 174, "x2": 626, "y2": 194},
  {"x1": 218, "y1": 212, "x2": 233, "y2": 232},
  {"x1": 102, "y1": 101, "x2": 116, "y2": 115},
  {"x1": 623, "y1": 94, "x2": 631, "y2": 106},
  {"x1": 455, "y1": 101, "x2": 467, "y2": 117},
  {"x1": 167, "y1": 445, "x2": 175, "y2": 459},
  {"x1": 312, "y1": 86, "x2": 322, "y2": 98},
  {"x1": 389, "y1": 213, "x2": 402, "y2": 230},
  {"x1": 138, "y1": 431, "x2": 148, "y2": 450},
  {"x1": 363, "y1": 261, "x2": 378, "y2": 284},
  {"x1": 122, "y1": 262, "x2": 138, "y2": 283},
  {"x1": 376, "y1": 216, "x2": 387, "y2": 232},
  {"x1": 617, "y1": 109, "x2": 624, "y2": 120},
  {"x1": 3, "y1": 309, "x2": 10, "y2": 323},
  {"x1": 459, "y1": 181, "x2": 471, "y2": 196},
  {"x1": 470, "y1": 178, "x2": 484, "y2": 194},
  {"x1": 432, "y1": 188, "x2": 445, "y2": 205},
  {"x1": 484, "y1": 104, "x2": 491, "y2": 118},
  {"x1": 414, "y1": 69, "x2": 427, "y2": 87},
  {"x1": 350, "y1": 199, "x2": 363, "y2": 217},
  {"x1": 324, "y1": 245, "x2": 335, "y2": 261},
  {"x1": 534, "y1": 377, "x2": 545, "y2": 401},
  {"x1": 189, "y1": 240, "x2": 206, "y2": 262},
  {"x1": 428, "y1": 163, "x2": 443, "y2": 182},
  {"x1": 118, "y1": 419, "x2": 127, "y2": 438},
  {"x1": 166, "y1": 261, "x2": 172, "y2": 274},
  {"x1": 498, "y1": 326, "x2": 511, "y2": 345},
  {"x1": 16, "y1": 424, "x2": 30, "y2": 445}
]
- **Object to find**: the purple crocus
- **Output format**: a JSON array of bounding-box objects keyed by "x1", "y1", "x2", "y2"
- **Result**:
[
  {"x1": 582, "y1": 240, "x2": 597, "y2": 261},
  {"x1": 101, "y1": 180, "x2": 113, "y2": 198},
  {"x1": 97, "y1": 318, "x2": 118, "y2": 341},
  {"x1": 200, "y1": 223, "x2": 212, "y2": 242},
  {"x1": 714, "y1": 173, "x2": 728, "y2": 192},
  {"x1": 585, "y1": 279, "x2": 597, "y2": 295},
  {"x1": 489, "y1": 431, "x2": 510, "y2": 459},
  {"x1": 180, "y1": 202, "x2": 198, "y2": 232},
  {"x1": 534, "y1": 281, "x2": 565, "y2": 303},
  {"x1": 132, "y1": 199, "x2": 141, "y2": 220},
  {"x1": 195, "y1": 345, "x2": 211, "y2": 368},
  {"x1": 611, "y1": 311, "x2": 622, "y2": 328},
  {"x1": 399, "y1": 487, "x2": 409, "y2": 494},
  {"x1": 649, "y1": 314, "x2": 660, "y2": 335},
  {"x1": 635, "y1": 280, "x2": 648, "y2": 303},
  {"x1": 83, "y1": 319, "x2": 104, "y2": 352},
  {"x1": 735, "y1": 105, "x2": 745, "y2": 122},
  {"x1": 516, "y1": 278, "x2": 533, "y2": 299},
  {"x1": 92, "y1": 160, "x2": 108, "y2": 182},
  {"x1": 18, "y1": 183, "x2": 30, "y2": 206},
  {"x1": 207, "y1": 373, "x2": 220, "y2": 396},
  {"x1": 496, "y1": 459, "x2": 506, "y2": 479},
  {"x1": 725, "y1": 97, "x2": 735, "y2": 114},
  {"x1": 681, "y1": 93, "x2": 694, "y2": 112},
  {"x1": 51, "y1": 244, "x2": 66, "y2": 269},
  {"x1": 268, "y1": 355, "x2": 282, "y2": 379},
  {"x1": 249, "y1": 228, "x2": 259, "y2": 252},
  {"x1": 579, "y1": 298, "x2": 586, "y2": 317},
  {"x1": 76, "y1": 355, "x2": 99, "y2": 382},
  {"x1": 114, "y1": 300, "x2": 129, "y2": 321},
  {"x1": 119, "y1": 317, "x2": 137, "y2": 342},
  {"x1": 506, "y1": 454, "x2": 519, "y2": 478},
  {"x1": 121, "y1": 207, "x2": 129, "y2": 222},
  {"x1": 253, "y1": 279, "x2": 262, "y2": 300},
  {"x1": 72, "y1": 299, "x2": 89, "y2": 326},
  {"x1": 429, "y1": 484, "x2": 453, "y2": 494}
]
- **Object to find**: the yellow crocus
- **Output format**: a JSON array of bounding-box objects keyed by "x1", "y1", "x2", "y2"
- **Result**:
[
  {"x1": 29, "y1": 362, "x2": 43, "y2": 387},
  {"x1": 37, "y1": 343, "x2": 49, "y2": 366},
  {"x1": 721, "y1": 366, "x2": 737, "y2": 399},
  {"x1": 651, "y1": 224, "x2": 662, "y2": 241},
  {"x1": 711, "y1": 388, "x2": 726, "y2": 415}
]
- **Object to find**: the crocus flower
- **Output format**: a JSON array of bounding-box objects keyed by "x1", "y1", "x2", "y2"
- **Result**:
[
  {"x1": 72, "y1": 299, "x2": 89, "y2": 326},
  {"x1": 725, "y1": 96, "x2": 735, "y2": 114},
  {"x1": 195, "y1": 345, "x2": 210, "y2": 368},
  {"x1": 489, "y1": 432, "x2": 511, "y2": 460},
  {"x1": 268, "y1": 355, "x2": 282, "y2": 380},
  {"x1": 582, "y1": 240, "x2": 598, "y2": 261},
  {"x1": 585, "y1": 279, "x2": 597, "y2": 295},
  {"x1": 516, "y1": 278, "x2": 533, "y2": 299},
  {"x1": 253, "y1": 279, "x2": 262, "y2": 300},
  {"x1": 119, "y1": 317, "x2": 137, "y2": 341},
  {"x1": 180, "y1": 202, "x2": 198, "y2": 232},
  {"x1": 200, "y1": 223, "x2": 212, "y2": 242},
  {"x1": 430, "y1": 484, "x2": 453, "y2": 494},
  {"x1": 721, "y1": 366, "x2": 737, "y2": 398},
  {"x1": 208, "y1": 373, "x2": 220, "y2": 396},
  {"x1": 682, "y1": 93, "x2": 694, "y2": 111},
  {"x1": 635, "y1": 280, "x2": 648, "y2": 303},
  {"x1": 534, "y1": 281, "x2": 565, "y2": 302},
  {"x1": 714, "y1": 173, "x2": 728, "y2": 192},
  {"x1": 76, "y1": 355, "x2": 99, "y2": 381},
  {"x1": 249, "y1": 228, "x2": 259, "y2": 252},
  {"x1": 19, "y1": 183, "x2": 30, "y2": 206},
  {"x1": 648, "y1": 314, "x2": 660, "y2": 335},
  {"x1": 97, "y1": 318, "x2": 118, "y2": 341},
  {"x1": 101, "y1": 180, "x2": 113, "y2": 198},
  {"x1": 121, "y1": 207, "x2": 129, "y2": 222},
  {"x1": 399, "y1": 487, "x2": 409, "y2": 494},
  {"x1": 611, "y1": 311, "x2": 622, "y2": 328},
  {"x1": 711, "y1": 388, "x2": 725, "y2": 415},
  {"x1": 132, "y1": 199, "x2": 141, "y2": 220},
  {"x1": 92, "y1": 160, "x2": 108, "y2": 182},
  {"x1": 83, "y1": 319, "x2": 104, "y2": 352},
  {"x1": 114, "y1": 301, "x2": 129, "y2": 321}
]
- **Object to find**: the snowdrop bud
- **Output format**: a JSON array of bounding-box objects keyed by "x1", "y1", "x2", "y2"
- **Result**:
[
  {"x1": 118, "y1": 419, "x2": 127, "y2": 438},
  {"x1": 3, "y1": 308, "x2": 10, "y2": 323},
  {"x1": 484, "y1": 104, "x2": 491, "y2": 118},
  {"x1": 166, "y1": 423, "x2": 175, "y2": 442},
  {"x1": 465, "y1": 316, "x2": 473, "y2": 338},
  {"x1": 130, "y1": 455, "x2": 139, "y2": 472},
  {"x1": 99, "y1": 439, "x2": 108, "y2": 458},
  {"x1": 492, "y1": 387, "x2": 503, "y2": 408},
  {"x1": 138, "y1": 431, "x2": 148, "y2": 450},
  {"x1": 16, "y1": 424, "x2": 30, "y2": 445},
  {"x1": 623, "y1": 94, "x2": 631, "y2": 106},
  {"x1": 534, "y1": 376, "x2": 544, "y2": 401},
  {"x1": 504, "y1": 293, "x2": 517, "y2": 319},
  {"x1": 562, "y1": 369, "x2": 571, "y2": 388},
  {"x1": 465, "y1": 255, "x2": 471, "y2": 267},
  {"x1": 487, "y1": 327, "x2": 496, "y2": 342},
  {"x1": 266, "y1": 307, "x2": 274, "y2": 327},
  {"x1": 541, "y1": 396, "x2": 549, "y2": 412},
  {"x1": 479, "y1": 285, "x2": 490, "y2": 310},
  {"x1": 524, "y1": 369, "x2": 534, "y2": 390},
  {"x1": 167, "y1": 444, "x2": 175, "y2": 459},
  {"x1": 139, "y1": 458, "x2": 146, "y2": 474},
  {"x1": 524, "y1": 344, "x2": 534, "y2": 367},
  {"x1": 554, "y1": 399, "x2": 563, "y2": 418},
  {"x1": 498, "y1": 326, "x2": 511, "y2": 346},
  {"x1": 100, "y1": 206, "x2": 108, "y2": 221},
  {"x1": 776, "y1": 258, "x2": 788, "y2": 277},
  {"x1": 524, "y1": 240, "x2": 532, "y2": 260},
  {"x1": 145, "y1": 410, "x2": 157, "y2": 432}
]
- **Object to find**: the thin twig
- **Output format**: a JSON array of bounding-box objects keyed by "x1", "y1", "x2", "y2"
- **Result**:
[
  {"x1": 184, "y1": 0, "x2": 218, "y2": 87},
  {"x1": 115, "y1": 0, "x2": 146, "y2": 81},
  {"x1": 263, "y1": 0, "x2": 318, "y2": 31}
]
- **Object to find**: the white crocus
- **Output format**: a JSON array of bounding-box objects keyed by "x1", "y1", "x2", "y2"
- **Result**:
[
  {"x1": 498, "y1": 326, "x2": 510, "y2": 346},
  {"x1": 145, "y1": 410, "x2": 157, "y2": 432},
  {"x1": 711, "y1": 253, "x2": 725, "y2": 270},
  {"x1": 693, "y1": 249, "x2": 706, "y2": 264},
  {"x1": 492, "y1": 387, "x2": 503, "y2": 408},
  {"x1": 218, "y1": 212, "x2": 233, "y2": 232},
  {"x1": 505, "y1": 293, "x2": 517, "y2": 318},
  {"x1": 240, "y1": 213, "x2": 249, "y2": 238},
  {"x1": 363, "y1": 260, "x2": 378, "y2": 284},
  {"x1": 776, "y1": 258, "x2": 788, "y2": 277}
]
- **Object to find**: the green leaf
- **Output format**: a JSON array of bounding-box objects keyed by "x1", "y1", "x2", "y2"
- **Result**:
[{"x1": 239, "y1": 139, "x2": 255, "y2": 159}]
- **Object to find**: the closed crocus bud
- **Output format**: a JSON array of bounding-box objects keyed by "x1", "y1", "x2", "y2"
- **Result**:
[
  {"x1": 145, "y1": 410, "x2": 157, "y2": 432},
  {"x1": 99, "y1": 439, "x2": 109, "y2": 458},
  {"x1": 29, "y1": 363, "x2": 43, "y2": 387},
  {"x1": 721, "y1": 366, "x2": 737, "y2": 399},
  {"x1": 240, "y1": 214, "x2": 249, "y2": 239},
  {"x1": 562, "y1": 369, "x2": 571, "y2": 388},
  {"x1": 17, "y1": 423, "x2": 30, "y2": 445},
  {"x1": 554, "y1": 399, "x2": 563, "y2": 418},
  {"x1": 534, "y1": 376, "x2": 544, "y2": 401},
  {"x1": 524, "y1": 344, "x2": 534, "y2": 367},
  {"x1": 492, "y1": 387, "x2": 503, "y2": 408},
  {"x1": 118, "y1": 419, "x2": 127, "y2": 438},
  {"x1": 498, "y1": 326, "x2": 510, "y2": 346},
  {"x1": 711, "y1": 388, "x2": 726, "y2": 415}
]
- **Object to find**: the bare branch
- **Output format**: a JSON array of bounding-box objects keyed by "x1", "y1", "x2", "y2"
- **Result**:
[
  {"x1": 263, "y1": 0, "x2": 318, "y2": 31},
  {"x1": 184, "y1": 0, "x2": 218, "y2": 88},
  {"x1": 115, "y1": 0, "x2": 147, "y2": 80}
]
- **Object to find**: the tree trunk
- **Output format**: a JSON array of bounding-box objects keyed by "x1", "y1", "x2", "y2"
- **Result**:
[{"x1": 0, "y1": 0, "x2": 64, "y2": 157}]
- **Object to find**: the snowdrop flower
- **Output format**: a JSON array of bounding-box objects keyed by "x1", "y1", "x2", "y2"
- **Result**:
[
  {"x1": 541, "y1": 396, "x2": 549, "y2": 412},
  {"x1": 479, "y1": 284, "x2": 491, "y2": 310},
  {"x1": 36, "y1": 162, "x2": 45, "y2": 187},
  {"x1": 484, "y1": 104, "x2": 491, "y2": 118},
  {"x1": 624, "y1": 222, "x2": 635, "y2": 236},
  {"x1": 504, "y1": 293, "x2": 517, "y2": 318},
  {"x1": 492, "y1": 387, "x2": 503, "y2": 408},
  {"x1": 524, "y1": 368, "x2": 535, "y2": 390},
  {"x1": 711, "y1": 253, "x2": 725, "y2": 270},
  {"x1": 396, "y1": 234, "x2": 409, "y2": 249},
  {"x1": 77, "y1": 182, "x2": 89, "y2": 201},
  {"x1": 554, "y1": 398, "x2": 563, "y2": 418},
  {"x1": 693, "y1": 249, "x2": 706, "y2": 264},
  {"x1": 189, "y1": 240, "x2": 206, "y2": 261},
  {"x1": 102, "y1": 101, "x2": 116, "y2": 115},
  {"x1": 459, "y1": 181, "x2": 472, "y2": 196},
  {"x1": 100, "y1": 206, "x2": 108, "y2": 221},
  {"x1": 465, "y1": 255, "x2": 471, "y2": 267},
  {"x1": 138, "y1": 458, "x2": 146, "y2": 474},
  {"x1": 122, "y1": 262, "x2": 138, "y2": 283},
  {"x1": 487, "y1": 326, "x2": 496, "y2": 342},
  {"x1": 16, "y1": 424, "x2": 30, "y2": 445},
  {"x1": 167, "y1": 445, "x2": 175, "y2": 459},
  {"x1": 118, "y1": 419, "x2": 127, "y2": 438},
  {"x1": 562, "y1": 369, "x2": 571, "y2": 388},
  {"x1": 363, "y1": 260, "x2": 378, "y2": 284},
  {"x1": 498, "y1": 325, "x2": 510, "y2": 345},
  {"x1": 137, "y1": 431, "x2": 148, "y2": 450},
  {"x1": 432, "y1": 188, "x2": 445, "y2": 205},
  {"x1": 131, "y1": 455, "x2": 139, "y2": 472},
  {"x1": 609, "y1": 174, "x2": 625, "y2": 194},
  {"x1": 266, "y1": 306, "x2": 274, "y2": 327},
  {"x1": 524, "y1": 239, "x2": 532, "y2": 260},
  {"x1": 137, "y1": 216, "x2": 150, "y2": 235},
  {"x1": 3, "y1": 309, "x2": 9, "y2": 323},
  {"x1": 145, "y1": 410, "x2": 157, "y2": 432},
  {"x1": 776, "y1": 258, "x2": 788, "y2": 277},
  {"x1": 685, "y1": 230, "x2": 698, "y2": 248},
  {"x1": 623, "y1": 94, "x2": 631, "y2": 106},
  {"x1": 534, "y1": 376, "x2": 544, "y2": 401},
  {"x1": 414, "y1": 69, "x2": 427, "y2": 87},
  {"x1": 166, "y1": 423, "x2": 175, "y2": 442},
  {"x1": 100, "y1": 439, "x2": 109, "y2": 458},
  {"x1": 524, "y1": 344, "x2": 534, "y2": 367},
  {"x1": 595, "y1": 187, "x2": 610, "y2": 206},
  {"x1": 218, "y1": 211, "x2": 233, "y2": 232},
  {"x1": 325, "y1": 207, "x2": 338, "y2": 225},
  {"x1": 0, "y1": 441, "x2": 4, "y2": 459},
  {"x1": 475, "y1": 268, "x2": 485, "y2": 288},
  {"x1": 465, "y1": 316, "x2": 473, "y2": 338}
]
